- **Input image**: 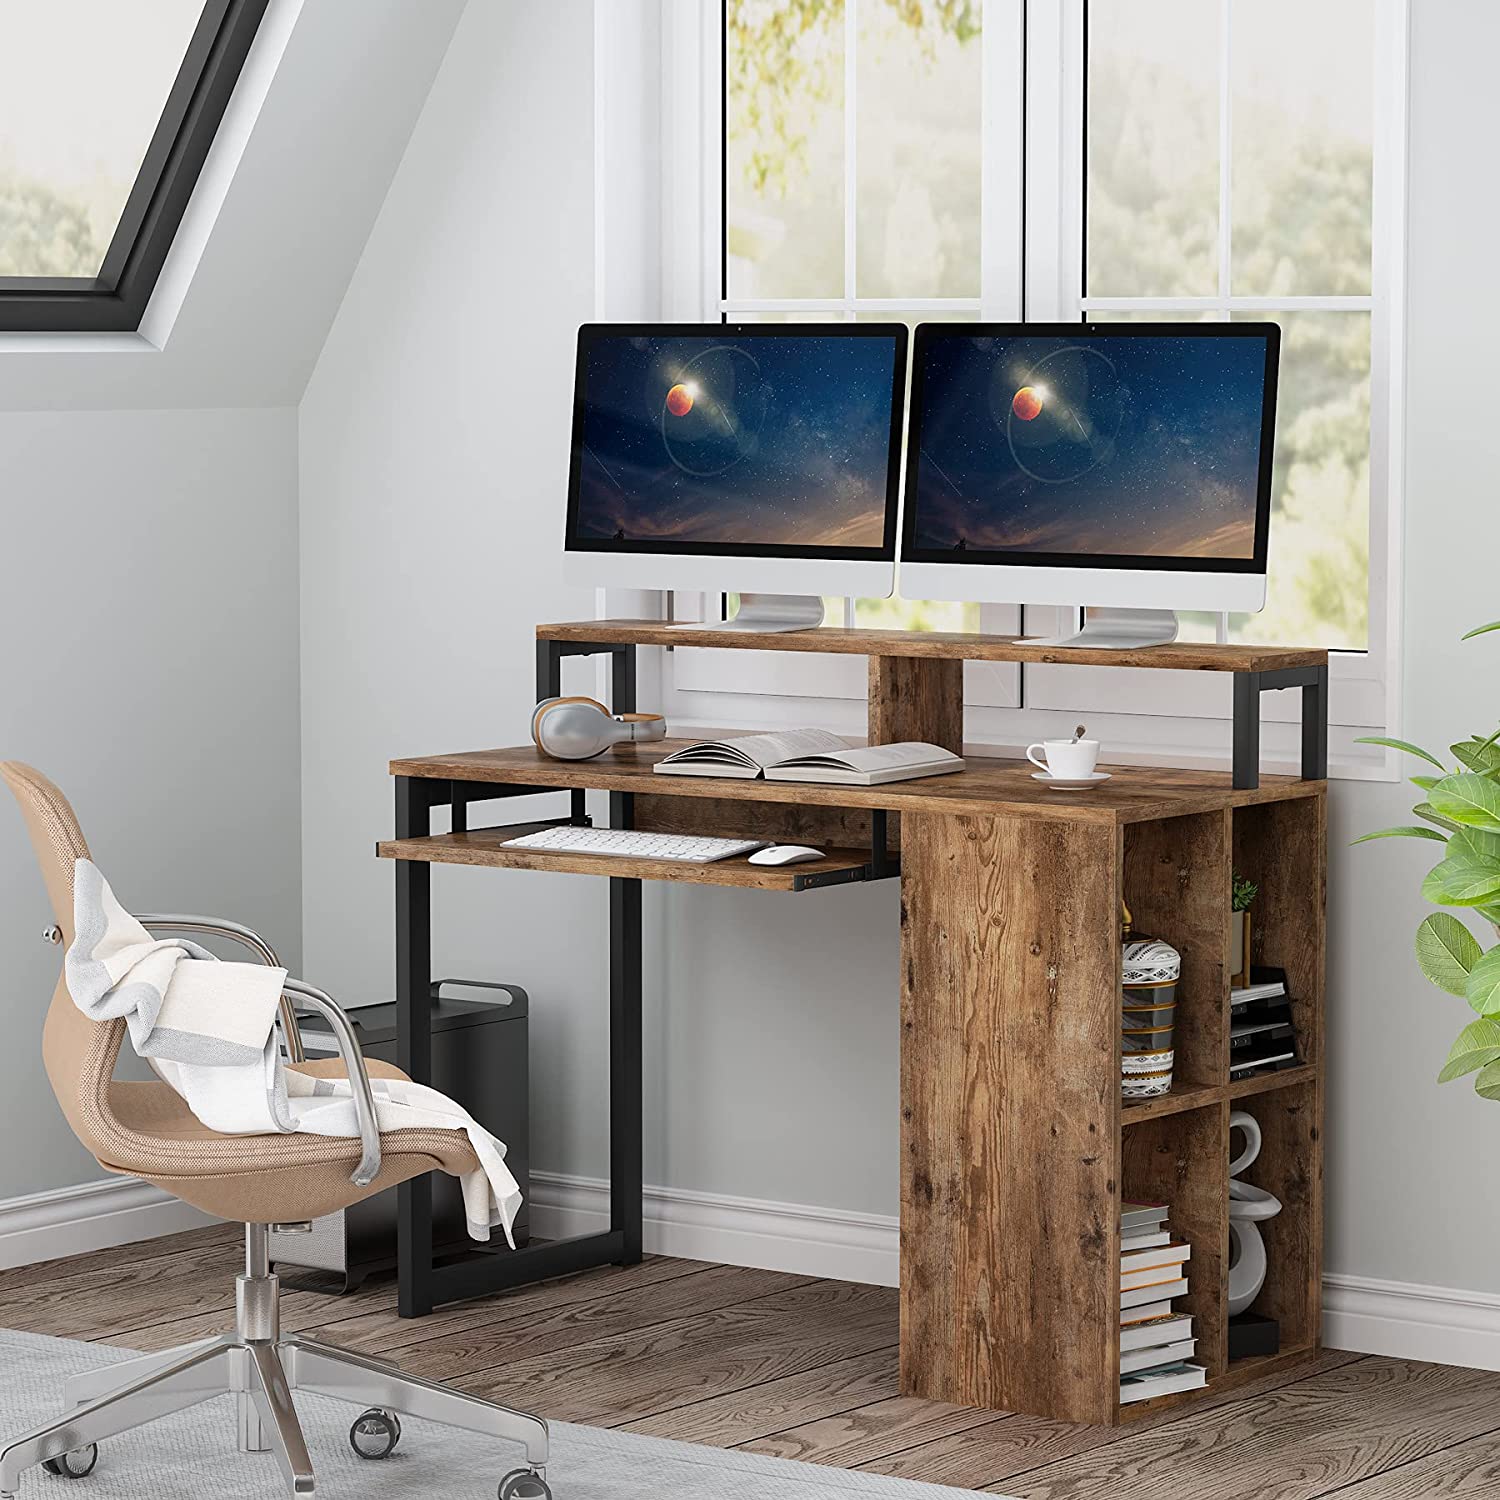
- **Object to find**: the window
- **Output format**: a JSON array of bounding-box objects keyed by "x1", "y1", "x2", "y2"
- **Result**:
[
  {"x1": 0, "y1": 0, "x2": 269, "y2": 333},
  {"x1": 660, "y1": 1, "x2": 1405, "y2": 770},
  {"x1": 722, "y1": 0, "x2": 995, "y2": 635},
  {"x1": 1084, "y1": 0, "x2": 1378, "y2": 654}
]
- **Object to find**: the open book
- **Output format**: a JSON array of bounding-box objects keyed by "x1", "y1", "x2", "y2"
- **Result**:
[{"x1": 653, "y1": 728, "x2": 965, "y2": 786}]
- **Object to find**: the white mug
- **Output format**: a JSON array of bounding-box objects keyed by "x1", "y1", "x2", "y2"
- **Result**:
[{"x1": 1026, "y1": 738, "x2": 1100, "y2": 779}]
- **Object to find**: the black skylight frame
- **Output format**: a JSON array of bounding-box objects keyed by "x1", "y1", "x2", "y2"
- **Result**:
[{"x1": 0, "y1": 0, "x2": 270, "y2": 334}]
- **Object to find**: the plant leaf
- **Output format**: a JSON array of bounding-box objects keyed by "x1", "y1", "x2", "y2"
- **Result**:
[
  {"x1": 1422, "y1": 856, "x2": 1500, "y2": 907},
  {"x1": 1415, "y1": 913, "x2": 1483, "y2": 997},
  {"x1": 1352, "y1": 825, "x2": 1447, "y2": 845},
  {"x1": 1475, "y1": 903, "x2": 1500, "y2": 926},
  {"x1": 1461, "y1": 620, "x2": 1500, "y2": 641},
  {"x1": 1453, "y1": 740, "x2": 1500, "y2": 777},
  {"x1": 1468, "y1": 947, "x2": 1500, "y2": 1015},
  {"x1": 1453, "y1": 826, "x2": 1500, "y2": 863},
  {"x1": 1429, "y1": 774, "x2": 1500, "y2": 829},
  {"x1": 1354, "y1": 735, "x2": 1445, "y2": 770},
  {"x1": 1411, "y1": 775, "x2": 1440, "y2": 791},
  {"x1": 1414, "y1": 803, "x2": 1464, "y2": 834},
  {"x1": 1477, "y1": 1060, "x2": 1500, "y2": 1099},
  {"x1": 1438, "y1": 1018, "x2": 1500, "y2": 1082}
]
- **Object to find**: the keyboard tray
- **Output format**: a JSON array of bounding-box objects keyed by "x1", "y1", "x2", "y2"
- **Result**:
[{"x1": 377, "y1": 822, "x2": 892, "y2": 891}]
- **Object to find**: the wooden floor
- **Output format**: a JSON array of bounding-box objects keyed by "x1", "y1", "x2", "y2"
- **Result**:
[{"x1": 5, "y1": 1224, "x2": 1499, "y2": 1499}]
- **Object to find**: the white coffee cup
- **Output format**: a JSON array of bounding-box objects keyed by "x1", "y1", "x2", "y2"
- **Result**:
[{"x1": 1027, "y1": 738, "x2": 1100, "y2": 779}]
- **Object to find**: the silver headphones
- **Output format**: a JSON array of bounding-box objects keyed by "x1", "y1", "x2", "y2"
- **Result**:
[{"x1": 530, "y1": 696, "x2": 667, "y2": 760}]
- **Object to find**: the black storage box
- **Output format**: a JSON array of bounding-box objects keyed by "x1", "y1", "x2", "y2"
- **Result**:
[{"x1": 268, "y1": 980, "x2": 529, "y2": 1290}]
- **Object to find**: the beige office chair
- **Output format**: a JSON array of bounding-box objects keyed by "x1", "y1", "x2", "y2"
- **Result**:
[{"x1": 0, "y1": 763, "x2": 551, "y2": 1500}]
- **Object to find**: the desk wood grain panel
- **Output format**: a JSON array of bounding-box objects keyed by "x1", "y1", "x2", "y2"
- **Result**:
[
  {"x1": 900, "y1": 813, "x2": 1120, "y2": 1424},
  {"x1": 1122, "y1": 810, "x2": 1231, "y2": 1090},
  {"x1": 633, "y1": 793, "x2": 898, "y2": 851},
  {"x1": 868, "y1": 656, "x2": 965, "y2": 754},
  {"x1": 390, "y1": 742, "x2": 1318, "y2": 825},
  {"x1": 538, "y1": 620, "x2": 1328, "y2": 672}
]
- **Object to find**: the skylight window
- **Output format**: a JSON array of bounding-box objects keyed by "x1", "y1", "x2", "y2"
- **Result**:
[{"x1": 0, "y1": 0, "x2": 269, "y2": 332}]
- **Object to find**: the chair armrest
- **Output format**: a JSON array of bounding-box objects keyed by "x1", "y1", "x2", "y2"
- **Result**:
[
  {"x1": 282, "y1": 979, "x2": 383, "y2": 1188},
  {"x1": 134, "y1": 916, "x2": 381, "y2": 1188},
  {"x1": 135, "y1": 913, "x2": 306, "y2": 1064}
]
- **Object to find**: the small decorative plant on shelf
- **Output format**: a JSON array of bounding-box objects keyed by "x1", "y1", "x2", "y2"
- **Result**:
[
  {"x1": 1356, "y1": 617, "x2": 1500, "y2": 1100},
  {"x1": 1230, "y1": 873, "x2": 1259, "y2": 988}
]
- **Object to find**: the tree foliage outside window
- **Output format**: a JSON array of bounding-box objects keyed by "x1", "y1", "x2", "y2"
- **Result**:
[{"x1": 0, "y1": 175, "x2": 100, "y2": 277}]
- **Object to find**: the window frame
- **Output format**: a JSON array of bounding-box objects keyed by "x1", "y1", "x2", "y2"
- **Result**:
[
  {"x1": 650, "y1": 0, "x2": 1407, "y2": 781},
  {"x1": 0, "y1": 0, "x2": 269, "y2": 334}
]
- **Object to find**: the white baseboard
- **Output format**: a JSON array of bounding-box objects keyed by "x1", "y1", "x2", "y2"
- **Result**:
[
  {"x1": 0, "y1": 1178, "x2": 213, "y2": 1271},
  {"x1": 1322, "y1": 1273, "x2": 1500, "y2": 1372},
  {"x1": 532, "y1": 1172, "x2": 1500, "y2": 1371},
  {"x1": 529, "y1": 1171, "x2": 900, "y2": 1287},
  {"x1": 6, "y1": 1172, "x2": 1498, "y2": 1374}
]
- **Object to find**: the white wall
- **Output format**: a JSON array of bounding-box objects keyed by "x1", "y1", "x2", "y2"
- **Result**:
[
  {"x1": 294, "y1": 0, "x2": 1500, "y2": 1311},
  {"x1": 0, "y1": 407, "x2": 301, "y2": 1197},
  {"x1": 297, "y1": 1, "x2": 614, "y2": 1175},
  {"x1": 1319, "y1": 0, "x2": 1500, "y2": 1297}
]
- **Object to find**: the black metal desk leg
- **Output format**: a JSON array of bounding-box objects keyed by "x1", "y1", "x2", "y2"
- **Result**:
[
  {"x1": 612, "y1": 644, "x2": 636, "y2": 714},
  {"x1": 395, "y1": 777, "x2": 435, "y2": 1318},
  {"x1": 537, "y1": 640, "x2": 562, "y2": 701},
  {"x1": 609, "y1": 875, "x2": 644, "y2": 1262},
  {"x1": 609, "y1": 782, "x2": 643, "y2": 1263},
  {"x1": 1302, "y1": 663, "x2": 1329, "y2": 779},
  {"x1": 1232, "y1": 672, "x2": 1262, "y2": 791}
]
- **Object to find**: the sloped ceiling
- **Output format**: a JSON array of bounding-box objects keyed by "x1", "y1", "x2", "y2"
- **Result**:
[{"x1": 0, "y1": 0, "x2": 465, "y2": 411}]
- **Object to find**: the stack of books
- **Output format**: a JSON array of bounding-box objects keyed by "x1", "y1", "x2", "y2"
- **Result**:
[
  {"x1": 1230, "y1": 966, "x2": 1299, "y2": 1078},
  {"x1": 1120, "y1": 1200, "x2": 1206, "y2": 1404}
]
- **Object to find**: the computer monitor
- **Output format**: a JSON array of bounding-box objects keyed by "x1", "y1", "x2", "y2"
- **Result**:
[
  {"x1": 565, "y1": 323, "x2": 908, "y2": 630},
  {"x1": 900, "y1": 322, "x2": 1279, "y2": 648}
]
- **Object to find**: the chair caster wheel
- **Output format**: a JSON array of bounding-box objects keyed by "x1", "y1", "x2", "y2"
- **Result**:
[
  {"x1": 498, "y1": 1468, "x2": 551, "y2": 1499},
  {"x1": 42, "y1": 1444, "x2": 98, "y2": 1479},
  {"x1": 349, "y1": 1409, "x2": 402, "y2": 1459}
]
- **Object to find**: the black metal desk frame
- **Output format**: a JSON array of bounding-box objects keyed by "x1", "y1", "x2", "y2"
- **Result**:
[{"x1": 393, "y1": 639, "x2": 640, "y2": 1317}]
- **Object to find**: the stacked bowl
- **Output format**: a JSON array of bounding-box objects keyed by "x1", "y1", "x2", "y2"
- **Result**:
[{"x1": 1121, "y1": 936, "x2": 1181, "y2": 1099}]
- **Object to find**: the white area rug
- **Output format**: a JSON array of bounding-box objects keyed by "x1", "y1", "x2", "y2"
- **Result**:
[{"x1": 0, "y1": 1329, "x2": 997, "y2": 1498}]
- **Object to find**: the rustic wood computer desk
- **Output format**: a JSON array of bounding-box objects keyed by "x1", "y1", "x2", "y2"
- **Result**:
[{"x1": 379, "y1": 621, "x2": 1327, "y2": 1426}]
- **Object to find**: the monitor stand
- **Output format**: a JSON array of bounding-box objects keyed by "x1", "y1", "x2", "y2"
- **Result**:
[
  {"x1": 676, "y1": 593, "x2": 826, "y2": 634},
  {"x1": 1023, "y1": 606, "x2": 1180, "y2": 650}
]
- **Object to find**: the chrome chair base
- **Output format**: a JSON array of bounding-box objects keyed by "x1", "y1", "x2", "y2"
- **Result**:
[{"x1": 0, "y1": 1228, "x2": 550, "y2": 1499}]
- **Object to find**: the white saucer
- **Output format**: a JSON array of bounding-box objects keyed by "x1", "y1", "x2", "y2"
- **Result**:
[{"x1": 1031, "y1": 770, "x2": 1112, "y2": 790}]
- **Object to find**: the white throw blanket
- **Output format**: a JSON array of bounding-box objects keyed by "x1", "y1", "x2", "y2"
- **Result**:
[{"x1": 67, "y1": 860, "x2": 521, "y2": 1244}]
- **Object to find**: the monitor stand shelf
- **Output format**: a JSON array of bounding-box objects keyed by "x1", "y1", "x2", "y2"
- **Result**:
[{"x1": 538, "y1": 618, "x2": 1329, "y2": 790}]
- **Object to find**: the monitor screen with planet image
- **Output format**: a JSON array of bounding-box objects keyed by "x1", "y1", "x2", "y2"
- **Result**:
[
  {"x1": 902, "y1": 323, "x2": 1278, "y2": 575},
  {"x1": 565, "y1": 325, "x2": 907, "y2": 595}
]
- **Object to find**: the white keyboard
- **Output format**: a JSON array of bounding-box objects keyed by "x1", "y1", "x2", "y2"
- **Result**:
[{"x1": 500, "y1": 825, "x2": 769, "y2": 864}]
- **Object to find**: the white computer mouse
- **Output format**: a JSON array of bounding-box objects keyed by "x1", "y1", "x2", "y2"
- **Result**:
[{"x1": 747, "y1": 845, "x2": 826, "y2": 867}]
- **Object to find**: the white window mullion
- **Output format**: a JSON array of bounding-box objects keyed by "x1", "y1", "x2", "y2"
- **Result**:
[
  {"x1": 1022, "y1": 0, "x2": 1084, "y2": 319},
  {"x1": 981, "y1": 0, "x2": 1026, "y2": 321},
  {"x1": 1218, "y1": 0, "x2": 1233, "y2": 302},
  {"x1": 844, "y1": 0, "x2": 858, "y2": 306},
  {"x1": 721, "y1": 299, "x2": 984, "y2": 314},
  {"x1": 1082, "y1": 296, "x2": 1372, "y2": 313}
]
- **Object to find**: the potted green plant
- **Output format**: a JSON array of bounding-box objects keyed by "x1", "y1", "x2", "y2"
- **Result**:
[
  {"x1": 1230, "y1": 873, "x2": 1259, "y2": 989},
  {"x1": 1356, "y1": 618, "x2": 1500, "y2": 1099}
]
